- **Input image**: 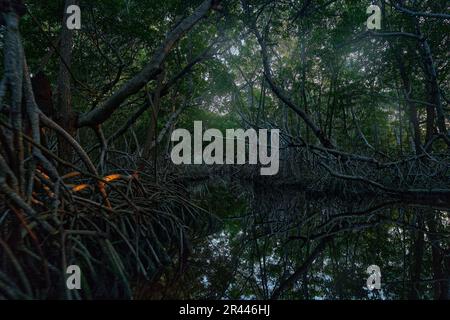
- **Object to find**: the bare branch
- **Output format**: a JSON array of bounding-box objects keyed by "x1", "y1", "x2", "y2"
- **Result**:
[{"x1": 77, "y1": 0, "x2": 217, "y2": 128}]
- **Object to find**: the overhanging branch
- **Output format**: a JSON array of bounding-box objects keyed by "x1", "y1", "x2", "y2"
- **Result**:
[{"x1": 77, "y1": 0, "x2": 217, "y2": 128}]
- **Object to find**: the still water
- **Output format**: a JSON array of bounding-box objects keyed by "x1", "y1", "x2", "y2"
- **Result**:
[{"x1": 172, "y1": 180, "x2": 450, "y2": 300}]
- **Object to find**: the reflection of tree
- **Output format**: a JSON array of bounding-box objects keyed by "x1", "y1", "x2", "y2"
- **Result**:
[{"x1": 227, "y1": 186, "x2": 449, "y2": 299}]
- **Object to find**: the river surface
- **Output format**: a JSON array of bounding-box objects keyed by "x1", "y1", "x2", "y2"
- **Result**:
[{"x1": 175, "y1": 180, "x2": 450, "y2": 300}]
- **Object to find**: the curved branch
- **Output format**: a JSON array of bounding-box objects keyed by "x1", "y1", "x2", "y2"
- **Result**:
[
  {"x1": 250, "y1": 18, "x2": 334, "y2": 148},
  {"x1": 39, "y1": 113, "x2": 111, "y2": 208},
  {"x1": 77, "y1": 0, "x2": 217, "y2": 128}
]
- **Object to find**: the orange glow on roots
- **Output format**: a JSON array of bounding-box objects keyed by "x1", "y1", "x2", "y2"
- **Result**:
[
  {"x1": 72, "y1": 184, "x2": 90, "y2": 192},
  {"x1": 103, "y1": 174, "x2": 122, "y2": 182}
]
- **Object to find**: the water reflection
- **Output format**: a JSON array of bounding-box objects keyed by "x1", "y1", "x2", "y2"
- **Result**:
[{"x1": 169, "y1": 181, "x2": 450, "y2": 300}]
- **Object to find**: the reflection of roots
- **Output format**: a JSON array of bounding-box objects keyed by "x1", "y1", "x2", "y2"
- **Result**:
[{"x1": 221, "y1": 180, "x2": 449, "y2": 299}]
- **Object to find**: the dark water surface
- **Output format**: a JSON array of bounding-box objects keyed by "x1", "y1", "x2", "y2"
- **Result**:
[{"x1": 175, "y1": 180, "x2": 450, "y2": 300}]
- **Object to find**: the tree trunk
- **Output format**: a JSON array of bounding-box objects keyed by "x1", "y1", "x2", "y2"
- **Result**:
[
  {"x1": 408, "y1": 214, "x2": 424, "y2": 299},
  {"x1": 56, "y1": 0, "x2": 78, "y2": 166},
  {"x1": 426, "y1": 212, "x2": 448, "y2": 299},
  {"x1": 395, "y1": 52, "x2": 422, "y2": 153}
]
